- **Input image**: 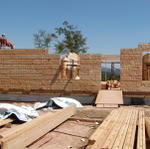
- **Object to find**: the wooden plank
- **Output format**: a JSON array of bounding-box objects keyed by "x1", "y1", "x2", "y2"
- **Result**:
[
  {"x1": 95, "y1": 90, "x2": 123, "y2": 106},
  {"x1": 112, "y1": 109, "x2": 136, "y2": 149},
  {"x1": 96, "y1": 103, "x2": 119, "y2": 108},
  {"x1": 0, "y1": 119, "x2": 13, "y2": 127},
  {"x1": 87, "y1": 109, "x2": 123, "y2": 149},
  {"x1": 0, "y1": 49, "x2": 49, "y2": 55},
  {"x1": 145, "y1": 117, "x2": 150, "y2": 140},
  {"x1": 123, "y1": 109, "x2": 138, "y2": 149},
  {"x1": 0, "y1": 105, "x2": 76, "y2": 149},
  {"x1": 102, "y1": 109, "x2": 132, "y2": 149},
  {"x1": 137, "y1": 110, "x2": 146, "y2": 149},
  {"x1": 101, "y1": 61, "x2": 120, "y2": 64},
  {"x1": 101, "y1": 54, "x2": 120, "y2": 60}
]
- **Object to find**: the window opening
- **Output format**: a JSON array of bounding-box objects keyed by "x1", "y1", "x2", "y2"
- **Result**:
[{"x1": 101, "y1": 60, "x2": 120, "y2": 90}]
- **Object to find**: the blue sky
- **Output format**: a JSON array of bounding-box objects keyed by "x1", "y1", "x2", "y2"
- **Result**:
[{"x1": 0, "y1": 0, "x2": 150, "y2": 54}]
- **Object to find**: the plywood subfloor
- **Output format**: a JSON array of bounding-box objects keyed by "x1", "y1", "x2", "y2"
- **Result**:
[{"x1": 27, "y1": 120, "x2": 98, "y2": 149}]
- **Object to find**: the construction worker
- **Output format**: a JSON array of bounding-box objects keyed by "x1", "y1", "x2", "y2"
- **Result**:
[
  {"x1": 0, "y1": 34, "x2": 7, "y2": 49},
  {"x1": 0, "y1": 34, "x2": 14, "y2": 49}
]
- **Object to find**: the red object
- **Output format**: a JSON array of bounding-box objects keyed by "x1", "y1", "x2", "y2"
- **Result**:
[
  {"x1": 0, "y1": 37, "x2": 14, "y2": 49},
  {"x1": 0, "y1": 37, "x2": 7, "y2": 46}
]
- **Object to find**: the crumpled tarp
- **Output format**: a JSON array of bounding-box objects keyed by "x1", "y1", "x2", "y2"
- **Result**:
[
  {"x1": 34, "y1": 97, "x2": 83, "y2": 110},
  {"x1": 0, "y1": 104, "x2": 39, "y2": 122}
]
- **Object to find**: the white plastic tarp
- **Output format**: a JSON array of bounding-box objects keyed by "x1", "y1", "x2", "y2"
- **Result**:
[
  {"x1": 0, "y1": 104, "x2": 39, "y2": 122},
  {"x1": 34, "y1": 97, "x2": 83, "y2": 110}
]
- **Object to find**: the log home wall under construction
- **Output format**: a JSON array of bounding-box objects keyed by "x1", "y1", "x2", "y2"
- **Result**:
[
  {"x1": 121, "y1": 45, "x2": 150, "y2": 93},
  {"x1": 0, "y1": 49, "x2": 101, "y2": 95},
  {"x1": 1, "y1": 44, "x2": 150, "y2": 95}
]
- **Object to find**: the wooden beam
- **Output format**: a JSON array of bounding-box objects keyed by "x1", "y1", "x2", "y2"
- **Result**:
[
  {"x1": 145, "y1": 117, "x2": 150, "y2": 140},
  {"x1": 137, "y1": 110, "x2": 146, "y2": 149},
  {"x1": 101, "y1": 61, "x2": 120, "y2": 64},
  {"x1": 101, "y1": 54, "x2": 120, "y2": 60},
  {"x1": 86, "y1": 109, "x2": 121, "y2": 149},
  {"x1": 122, "y1": 109, "x2": 138, "y2": 149},
  {"x1": 0, "y1": 105, "x2": 76, "y2": 149},
  {"x1": 0, "y1": 119, "x2": 13, "y2": 127}
]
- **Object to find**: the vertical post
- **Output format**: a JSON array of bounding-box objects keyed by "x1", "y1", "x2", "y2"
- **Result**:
[{"x1": 111, "y1": 62, "x2": 115, "y2": 79}]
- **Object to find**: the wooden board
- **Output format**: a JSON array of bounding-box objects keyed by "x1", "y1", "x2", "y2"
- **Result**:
[
  {"x1": 87, "y1": 107, "x2": 140, "y2": 149},
  {"x1": 95, "y1": 90, "x2": 123, "y2": 107},
  {"x1": 101, "y1": 54, "x2": 120, "y2": 60},
  {"x1": 137, "y1": 110, "x2": 146, "y2": 149},
  {"x1": 0, "y1": 119, "x2": 13, "y2": 127},
  {"x1": 87, "y1": 109, "x2": 121, "y2": 148},
  {"x1": 0, "y1": 105, "x2": 76, "y2": 149},
  {"x1": 101, "y1": 109, "x2": 132, "y2": 149},
  {"x1": 145, "y1": 117, "x2": 150, "y2": 140},
  {"x1": 96, "y1": 103, "x2": 119, "y2": 108}
]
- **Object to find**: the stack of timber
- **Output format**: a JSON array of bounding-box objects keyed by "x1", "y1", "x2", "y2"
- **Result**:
[
  {"x1": 0, "y1": 104, "x2": 76, "y2": 149},
  {"x1": 95, "y1": 90, "x2": 123, "y2": 107},
  {"x1": 87, "y1": 107, "x2": 146, "y2": 149}
]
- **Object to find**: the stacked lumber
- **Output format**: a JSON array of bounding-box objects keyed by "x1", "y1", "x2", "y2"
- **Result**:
[
  {"x1": 87, "y1": 107, "x2": 146, "y2": 149},
  {"x1": 0, "y1": 104, "x2": 76, "y2": 149},
  {"x1": 95, "y1": 90, "x2": 123, "y2": 107}
]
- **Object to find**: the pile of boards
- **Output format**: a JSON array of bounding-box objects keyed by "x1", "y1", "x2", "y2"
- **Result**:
[
  {"x1": 0, "y1": 104, "x2": 76, "y2": 149},
  {"x1": 87, "y1": 107, "x2": 147, "y2": 149}
]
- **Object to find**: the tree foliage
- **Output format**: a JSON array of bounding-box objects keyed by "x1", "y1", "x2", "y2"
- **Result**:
[
  {"x1": 33, "y1": 30, "x2": 56, "y2": 49},
  {"x1": 33, "y1": 21, "x2": 88, "y2": 54},
  {"x1": 55, "y1": 21, "x2": 88, "y2": 54}
]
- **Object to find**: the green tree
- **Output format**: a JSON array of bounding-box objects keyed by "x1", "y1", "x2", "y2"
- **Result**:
[
  {"x1": 33, "y1": 30, "x2": 56, "y2": 49},
  {"x1": 55, "y1": 21, "x2": 88, "y2": 54}
]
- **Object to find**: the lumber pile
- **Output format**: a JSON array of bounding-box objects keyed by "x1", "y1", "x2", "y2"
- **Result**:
[
  {"x1": 95, "y1": 90, "x2": 123, "y2": 107},
  {"x1": 0, "y1": 104, "x2": 76, "y2": 149},
  {"x1": 87, "y1": 107, "x2": 146, "y2": 149}
]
